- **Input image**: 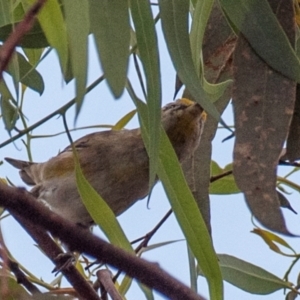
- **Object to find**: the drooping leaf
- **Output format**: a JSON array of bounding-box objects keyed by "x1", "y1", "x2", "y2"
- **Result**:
[
  {"x1": 128, "y1": 92, "x2": 223, "y2": 300},
  {"x1": 220, "y1": 0, "x2": 300, "y2": 83},
  {"x1": 231, "y1": 0, "x2": 296, "y2": 234},
  {"x1": 130, "y1": 0, "x2": 161, "y2": 193},
  {"x1": 189, "y1": 0, "x2": 214, "y2": 73},
  {"x1": 0, "y1": 80, "x2": 18, "y2": 132},
  {"x1": 159, "y1": 0, "x2": 220, "y2": 120},
  {"x1": 252, "y1": 228, "x2": 296, "y2": 256},
  {"x1": 23, "y1": 48, "x2": 44, "y2": 67},
  {"x1": 6, "y1": 50, "x2": 20, "y2": 98},
  {"x1": 5, "y1": 51, "x2": 44, "y2": 95},
  {"x1": 0, "y1": 22, "x2": 49, "y2": 48},
  {"x1": 90, "y1": 0, "x2": 130, "y2": 98},
  {"x1": 111, "y1": 109, "x2": 136, "y2": 131},
  {"x1": 64, "y1": 0, "x2": 89, "y2": 116},
  {"x1": 277, "y1": 190, "x2": 297, "y2": 214},
  {"x1": 182, "y1": 3, "x2": 234, "y2": 235},
  {"x1": 36, "y1": 0, "x2": 68, "y2": 73},
  {"x1": 285, "y1": 84, "x2": 300, "y2": 161},
  {"x1": 216, "y1": 254, "x2": 293, "y2": 294},
  {"x1": 74, "y1": 154, "x2": 133, "y2": 253}
]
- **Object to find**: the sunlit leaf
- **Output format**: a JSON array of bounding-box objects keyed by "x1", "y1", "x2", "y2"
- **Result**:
[
  {"x1": 112, "y1": 109, "x2": 136, "y2": 130},
  {"x1": 252, "y1": 228, "x2": 296, "y2": 256},
  {"x1": 36, "y1": 0, "x2": 68, "y2": 72}
]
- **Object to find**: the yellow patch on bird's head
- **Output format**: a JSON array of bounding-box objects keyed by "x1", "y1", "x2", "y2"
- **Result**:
[
  {"x1": 200, "y1": 111, "x2": 207, "y2": 122},
  {"x1": 178, "y1": 98, "x2": 195, "y2": 106}
]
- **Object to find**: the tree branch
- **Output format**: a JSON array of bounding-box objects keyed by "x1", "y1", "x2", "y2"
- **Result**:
[
  {"x1": 11, "y1": 211, "x2": 100, "y2": 300},
  {"x1": 0, "y1": 183, "x2": 206, "y2": 300}
]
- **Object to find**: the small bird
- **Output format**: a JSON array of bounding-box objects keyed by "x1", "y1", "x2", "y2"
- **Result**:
[{"x1": 5, "y1": 98, "x2": 206, "y2": 228}]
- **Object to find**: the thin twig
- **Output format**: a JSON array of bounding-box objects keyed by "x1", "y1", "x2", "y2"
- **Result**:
[
  {"x1": 210, "y1": 170, "x2": 233, "y2": 183},
  {"x1": 10, "y1": 208, "x2": 100, "y2": 300},
  {"x1": 97, "y1": 270, "x2": 122, "y2": 300},
  {"x1": 0, "y1": 75, "x2": 105, "y2": 149},
  {"x1": 0, "y1": 184, "x2": 206, "y2": 300}
]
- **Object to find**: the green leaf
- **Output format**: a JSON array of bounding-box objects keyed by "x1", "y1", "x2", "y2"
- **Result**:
[
  {"x1": 6, "y1": 50, "x2": 20, "y2": 98},
  {"x1": 209, "y1": 161, "x2": 240, "y2": 194},
  {"x1": 138, "y1": 284, "x2": 154, "y2": 300},
  {"x1": 0, "y1": 80, "x2": 18, "y2": 132},
  {"x1": 217, "y1": 254, "x2": 293, "y2": 294},
  {"x1": 220, "y1": 0, "x2": 300, "y2": 83},
  {"x1": 74, "y1": 154, "x2": 133, "y2": 253},
  {"x1": 36, "y1": 0, "x2": 68, "y2": 72},
  {"x1": 111, "y1": 109, "x2": 136, "y2": 130},
  {"x1": 190, "y1": 0, "x2": 214, "y2": 73},
  {"x1": 90, "y1": 0, "x2": 130, "y2": 98},
  {"x1": 0, "y1": 22, "x2": 49, "y2": 48},
  {"x1": 187, "y1": 245, "x2": 198, "y2": 292},
  {"x1": 0, "y1": 275, "x2": 30, "y2": 298},
  {"x1": 6, "y1": 51, "x2": 44, "y2": 95},
  {"x1": 159, "y1": 0, "x2": 220, "y2": 120},
  {"x1": 23, "y1": 48, "x2": 44, "y2": 67},
  {"x1": 0, "y1": 0, "x2": 12, "y2": 27},
  {"x1": 64, "y1": 0, "x2": 89, "y2": 116},
  {"x1": 129, "y1": 92, "x2": 223, "y2": 300},
  {"x1": 130, "y1": 0, "x2": 161, "y2": 193}
]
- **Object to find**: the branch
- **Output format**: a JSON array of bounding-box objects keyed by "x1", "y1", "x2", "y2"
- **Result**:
[
  {"x1": 11, "y1": 212, "x2": 100, "y2": 300},
  {"x1": 0, "y1": 0, "x2": 47, "y2": 79},
  {"x1": 0, "y1": 184, "x2": 206, "y2": 300}
]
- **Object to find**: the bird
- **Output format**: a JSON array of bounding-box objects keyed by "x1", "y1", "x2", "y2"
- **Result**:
[{"x1": 5, "y1": 98, "x2": 206, "y2": 228}]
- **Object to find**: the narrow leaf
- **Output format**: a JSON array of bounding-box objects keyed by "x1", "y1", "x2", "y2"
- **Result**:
[
  {"x1": 220, "y1": 0, "x2": 300, "y2": 83},
  {"x1": 37, "y1": 0, "x2": 68, "y2": 72},
  {"x1": 64, "y1": 0, "x2": 89, "y2": 116},
  {"x1": 130, "y1": 0, "x2": 161, "y2": 193},
  {"x1": 112, "y1": 109, "x2": 136, "y2": 131},
  {"x1": 252, "y1": 228, "x2": 296, "y2": 256},
  {"x1": 0, "y1": 80, "x2": 18, "y2": 132},
  {"x1": 75, "y1": 156, "x2": 133, "y2": 252},
  {"x1": 159, "y1": 0, "x2": 220, "y2": 120},
  {"x1": 131, "y1": 94, "x2": 223, "y2": 300},
  {"x1": 90, "y1": 0, "x2": 130, "y2": 98},
  {"x1": 7, "y1": 51, "x2": 44, "y2": 95},
  {"x1": 232, "y1": 0, "x2": 296, "y2": 234}
]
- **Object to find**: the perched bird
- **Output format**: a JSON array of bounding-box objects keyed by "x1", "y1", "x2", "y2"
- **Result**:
[{"x1": 5, "y1": 98, "x2": 206, "y2": 228}]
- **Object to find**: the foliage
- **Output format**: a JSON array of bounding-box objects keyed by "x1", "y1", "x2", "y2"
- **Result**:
[{"x1": 0, "y1": 0, "x2": 300, "y2": 299}]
